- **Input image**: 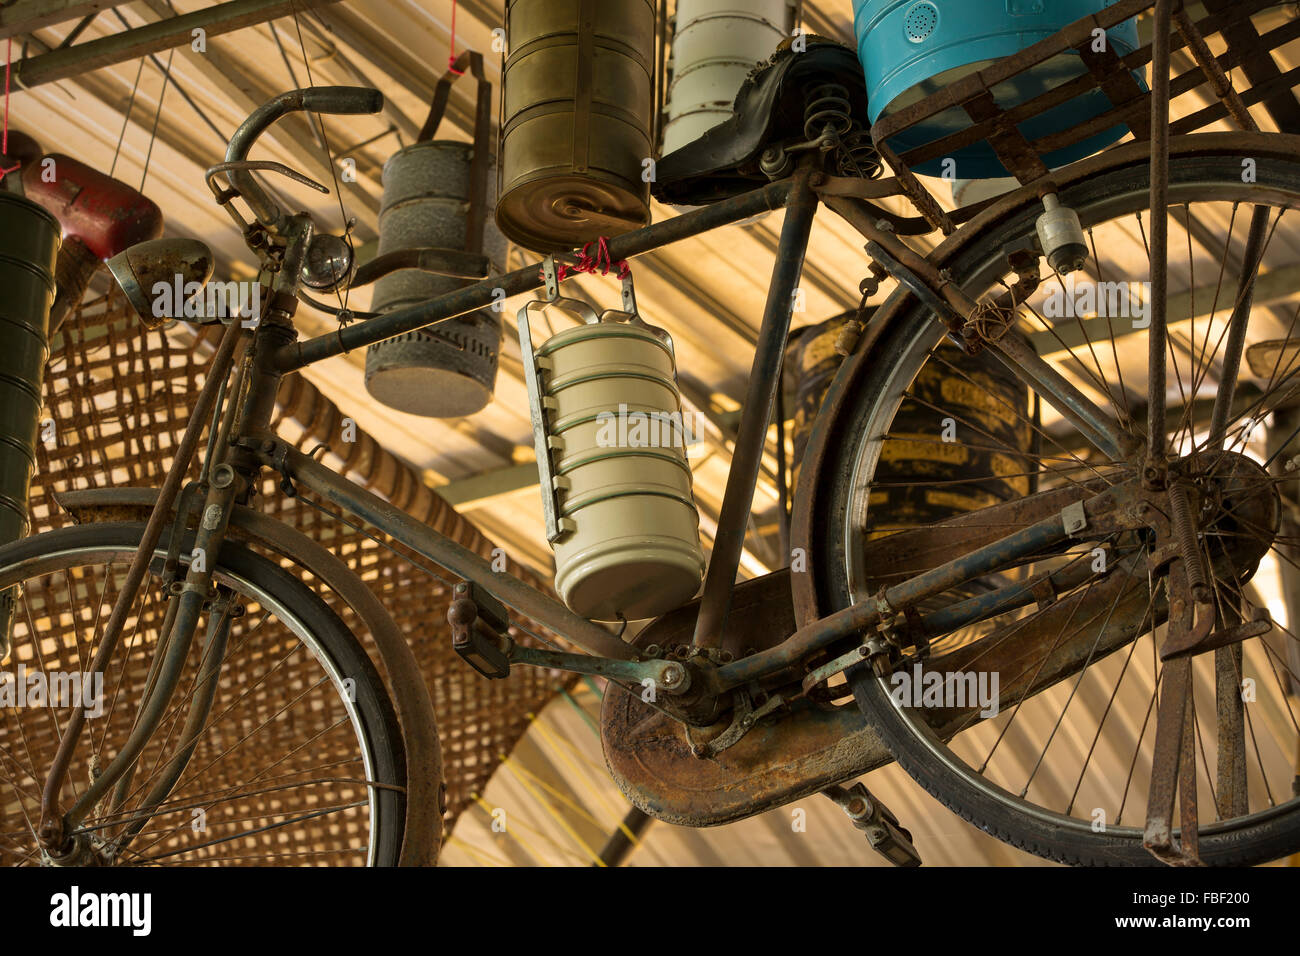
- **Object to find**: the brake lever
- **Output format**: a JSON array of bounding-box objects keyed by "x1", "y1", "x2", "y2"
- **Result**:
[
  {"x1": 205, "y1": 160, "x2": 331, "y2": 251},
  {"x1": 205, "y1": 160, "x2": 329, "y2": 200}
]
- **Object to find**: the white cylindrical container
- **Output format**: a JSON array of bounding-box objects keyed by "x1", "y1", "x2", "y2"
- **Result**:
[
  {"x1": 661, "y1": 0, "x2": 795, "y2": 156},
  {"x1": 536, "y1": 322, "x2": 704, "y2": 622}
]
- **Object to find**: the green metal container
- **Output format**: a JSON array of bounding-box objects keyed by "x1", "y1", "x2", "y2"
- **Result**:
[
  {"x1": 497, "y1": 0, "x2": 655, "y2": 252},
  {"x1": 0, "y1": 192, "x2": 60, "y2": 659}
]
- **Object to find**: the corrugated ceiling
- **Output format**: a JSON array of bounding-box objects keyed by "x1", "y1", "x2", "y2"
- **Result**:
[{"x1": 11, "y1": 0, "x2": 1300, "y2": 865}]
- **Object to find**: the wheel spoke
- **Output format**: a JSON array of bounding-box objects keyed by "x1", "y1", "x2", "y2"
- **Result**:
[{"x1": 830, "y1": 157, "x2": 1300, "y2": 864}]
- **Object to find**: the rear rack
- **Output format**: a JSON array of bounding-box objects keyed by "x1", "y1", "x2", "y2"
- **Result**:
[{"x1": 869, "y1": 0, "x2": 1300, "y2": 235}]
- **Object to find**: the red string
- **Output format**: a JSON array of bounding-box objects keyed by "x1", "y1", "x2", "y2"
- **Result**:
[
  {"x1": 447, "y1": 0, "x2": 464, "y2": 74},
  {"x1": 0, "y1": 38, "x2": 19, "y2": 182},
  {"x1": 543, "y1": 237, "x2": 631, "y2": 284}
]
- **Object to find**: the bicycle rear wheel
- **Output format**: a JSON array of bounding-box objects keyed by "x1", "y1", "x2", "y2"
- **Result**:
[
  {"x1": 0, "y1": 521, "x2": 406, "y2": 866},
  {"x1": 807, "y1": 137, "x2": 1300, "y2": 865}
]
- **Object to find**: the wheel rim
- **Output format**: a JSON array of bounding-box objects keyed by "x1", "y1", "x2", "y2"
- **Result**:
[{"x1": 839, "y1": 160, "x2": 1300, "y2": 852}]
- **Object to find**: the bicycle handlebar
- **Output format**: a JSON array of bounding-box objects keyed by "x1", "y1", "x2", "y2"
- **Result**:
[{"x1": 225, "y1": 86, "x2": 384, "y2": 233}]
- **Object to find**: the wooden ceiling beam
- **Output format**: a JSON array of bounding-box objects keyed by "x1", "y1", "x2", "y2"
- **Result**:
[
  {"x1": 0, "y1": 0, "x2": 129, "y2": 41},
  {"x1": 13, "y1": 0, "x2": 346, "y2": 88}
]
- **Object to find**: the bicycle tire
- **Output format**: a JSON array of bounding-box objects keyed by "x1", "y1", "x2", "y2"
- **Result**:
[
  {"x1": 0, "y1": 521, "x2": 411, "y2": 866},
  {"x1": 806, "y1": 138, "x2": 1300, "y2": 866}
]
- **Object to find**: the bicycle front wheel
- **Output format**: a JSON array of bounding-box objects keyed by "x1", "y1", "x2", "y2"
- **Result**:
[{"x1": 0, "y1": 521, "x2": 407, "y2": 866}]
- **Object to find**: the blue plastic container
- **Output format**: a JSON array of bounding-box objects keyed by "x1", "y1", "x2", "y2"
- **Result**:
[{"x1": 854, "y1": 0, "x2": 1143, "y2": 178}]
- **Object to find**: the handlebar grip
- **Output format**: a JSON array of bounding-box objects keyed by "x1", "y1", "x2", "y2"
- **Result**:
[{"x1": 301, "y1": 86, "x2": 384, "y2": 116}]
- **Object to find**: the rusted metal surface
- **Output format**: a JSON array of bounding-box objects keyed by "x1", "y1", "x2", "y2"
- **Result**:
[
  {"x1": 1207, "y1": 205, "x2": 1273, "y2": 448},
  {"x1": 1202, "y1": 0, "x2": 1300, "y2": 132},
  {"x1": 106, "y1": 237, "x2": 215, "y2": 329},
  {"x1": 602, "y1": 549, "x2": 1167, "y2": 825},
  {"x1": 1147, "y1": 0, "x2": 1173, "y2": 471},
  {"x1": 1216, "y1": 641, "x2": 1249, "y2": 819},
  {"x1": 713, "y1": 477, "x2": 1178, "y2": 693},
  {"x1": 872, "y1": 138, "x2": 954, "y2": 236},
  {"x1": 866, "y1": 0, "x2": 1283, "y2": 222},
  {"x1": 959, "y1": 91, "x2": 1049, "y2": 185},
  {"x1": 1144, "y1": 642, "x2": 1192, "y2": 862},
  {"x1": 602, "y1": 686, "x2": 891, "y2": 827},
  {"x1": 1177, "y1": 679, "x2": 1200, "y2": 864},
  {"x1": 1075, "y1": 33, "x2": 1151, "y2": 142},
  {"x1": 600, "y1": 570, "x2": 896, "y2": 826},
  {"x1": 1173, "y1": 7, "x2": 1259, "y2": 134},
  {"x1": 855, "y1": 482, "x2": 1102, "y2": 586}
]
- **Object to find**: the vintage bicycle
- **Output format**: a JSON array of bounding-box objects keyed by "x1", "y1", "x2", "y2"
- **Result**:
[{"x1": 5, "y1": 0, "x2": 1300, "y2": 866}]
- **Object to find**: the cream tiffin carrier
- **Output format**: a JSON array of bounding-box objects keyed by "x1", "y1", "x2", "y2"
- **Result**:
[{"x1": 518, "y1": 258, "x2": 705, "y2": 624}]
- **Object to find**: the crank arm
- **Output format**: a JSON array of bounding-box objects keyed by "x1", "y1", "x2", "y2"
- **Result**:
[
  {"x1": 507, "y1": 643, "x2": 692, "y2": 695},
  {"x1": 447, "y1": 579, "x2": 693, "y2": 694}
]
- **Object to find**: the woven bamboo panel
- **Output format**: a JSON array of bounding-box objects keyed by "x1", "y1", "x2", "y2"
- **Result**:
[{"x1": 4, "y1": 290, "x2": 570, "y2": 863}]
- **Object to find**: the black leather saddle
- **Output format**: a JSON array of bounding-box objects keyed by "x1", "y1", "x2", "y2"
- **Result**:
[{"x1": 653, "y1": 38, "x2": 872, "y2": 207}]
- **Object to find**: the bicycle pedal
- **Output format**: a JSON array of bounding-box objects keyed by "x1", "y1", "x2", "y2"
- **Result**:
[
  {"x1": 826, "y1": 782, "x2": 922, "y2": 867},
  {"x1": 447, "y1": 580, "x2": 512, "y2": 680}
]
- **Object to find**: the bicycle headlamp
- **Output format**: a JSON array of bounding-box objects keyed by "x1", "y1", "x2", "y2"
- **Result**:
[{"x1": 106, "y1": 237, "x2": 215, "y2": 329}]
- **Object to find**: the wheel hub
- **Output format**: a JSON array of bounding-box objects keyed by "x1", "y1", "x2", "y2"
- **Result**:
[{"x1": 1172, "y1": 450, "x2": 1280, "y2": 576}]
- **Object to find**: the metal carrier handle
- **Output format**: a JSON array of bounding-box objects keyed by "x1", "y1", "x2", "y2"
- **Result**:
[
  {"x1": 416, "y1": 50, "x2": 494, "y2": 258},
  {"x1": 517, "y1": 256, "x2": 676, "y2": 543}
]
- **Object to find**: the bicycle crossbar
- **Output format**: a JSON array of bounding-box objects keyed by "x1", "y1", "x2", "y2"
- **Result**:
[{"x1": 274, "y1": 178, "x2": 794, "y2": 373}]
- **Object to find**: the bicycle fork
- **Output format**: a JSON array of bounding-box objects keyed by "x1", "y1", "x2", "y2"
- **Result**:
[
  {"x1": 40, "y1": 450, "x2": 249, "y2": 864},
  {"x1": 39, "y1": 292, "x2": 298, "y2": 861}
]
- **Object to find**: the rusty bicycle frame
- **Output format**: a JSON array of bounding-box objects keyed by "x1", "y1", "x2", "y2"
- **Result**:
[{"x1": 30, "y1": 0, "x2": 1295, "y2": 866}]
